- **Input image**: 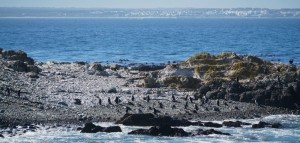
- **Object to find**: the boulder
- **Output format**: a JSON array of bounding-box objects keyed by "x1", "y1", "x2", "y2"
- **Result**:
[
  {"x1": 141, "y1": 77, "x2": 157, "y2": 88},
  {"x1": 58, "y1": 101, "x2": 68, "y2": 106},
  {"x1": 2, "y1": 50, "x2": 34, "y2": 65},
  {"x1": 205, "y1": 90, "x2": 219, "y2": 99},
  {"x1": 252, "y1": 121, "x2": 282, "y2": 129},
  {"x1": 110, "y1": 64, "x2": 120, "y2": 70},
  {"x1": 222, "y1": 121, "x2": 242, "y2": 127},
  {"x1": 197, "y1": 129, "x2": 231, "y2": 136},
  {"x1": 81, "y1": 123, "x2": 104, "y2": 133},
  {"x1": 89, "y1": 63, "x2": 102, "y2": 71},
  {"x1": 225, "y1": 93, "x2": 240, "y2": 101},
  {"x1": 199, "y1": 85, "x2": 211, "y2": 95},
  {"x1": 254, "y1": 89, "x2": 270, "y2": 105},
  {"x1": 107, "y1": 87, "x2": 117, "y2": 93},
  {"x1": 227, "y1": 81, "x2": 245, "y2": 94},
  {"x1": 115, "y1": 114, "x2": 192, "y2": 127},
  {"x1": 160, "y1": 76, "x2": 200, "y2": 89},
  {"x1": 203, "y1": 122, "x2": 222, "y2": 128},
  {"x1": 8, "y1": 61, "x2": 28, "y2": 72},
  {"x1": 239, "y1": 92, "x2": 253, "y2": 102},
  {"x1": 128, "y1": 126, "x2": 189, "y2": 137},
  {"x1": 103, "y1": 126, "x2": 122, "y2": 133}
]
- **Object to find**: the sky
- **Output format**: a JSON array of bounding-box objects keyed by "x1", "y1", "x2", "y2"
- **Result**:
[{"x1": 0, "y1": 0, "x2": 300, "y2": 9}]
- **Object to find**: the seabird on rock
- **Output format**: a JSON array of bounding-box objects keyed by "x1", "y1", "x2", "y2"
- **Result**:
[
  {"x1": 131, "y1": 95, "x2": 135, "y2": 101},
  {"x1": 137, "y1": 109, "x2": 143, "y2": 114},
  {"x1": 236, "y1": 77, "x2": 239, "y2": 83},
  {"x1": 171, "y1": 104, "x2": 176, "y2": 109},
  {"x1": 99, "y1": 98, "x2": 102, "y2": 105},
  {"x1": 153, "y1": 108, "x2": 160, "y2": 115},
  {"x1": 17, "y1": 89, "x2": 21, "y2": 98},
  {"x1": 217, "y1": 99, "x2": 220, "y2": 106},
  {"x1": 184, "y1": 95, "x2": 188, "y2": 101},
  {"x1": 172, "y1": 94, "x2": 176, "y2": 102},
  {"x1": 6, "y1": 87, "x2": 10, "y2": 96},
  {"x1": 184, "y1": 101, "x2": 188, "y2": 109},
  {"x1": 289, "y1": 59, "x2": 294, "y2": 65},
  {"x1": 108, "y1": 97, "x2": 112, "y2": 105},
  {"x1": 194, "y1": 104, "x2": 199, "y2": 111},
  {"x1": 189, "y1": 97, "x2": 194, "y2": 103},
  {"x1": 146, "y1": 95, "x2": 150, "y2": 102},
  {"x1": 159, "y1": 102, "x2": 164, "y2": 109},
  {"x1": 125, "y1": 106, "x2": 132, "y2": 114},
  {"x1": 224, "y1": 102, "x2": 228, "y2": 106},
  {"x1": 115, "y1": 96, "x2": 121, "y2": 104}
]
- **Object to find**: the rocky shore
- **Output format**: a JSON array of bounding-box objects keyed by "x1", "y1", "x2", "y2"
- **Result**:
[{"x1": 0, "y1": 49, "x2": 299, "y2": 138}]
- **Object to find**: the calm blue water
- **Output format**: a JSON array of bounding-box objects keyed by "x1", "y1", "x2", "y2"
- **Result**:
[{"x1": 0, "y1": 18, "x2": 300, "y2": 65}]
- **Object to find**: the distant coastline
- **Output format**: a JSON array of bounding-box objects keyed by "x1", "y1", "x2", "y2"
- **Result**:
[{"x1": 1, "y1": 7, "x2": 300, "y2": 18}]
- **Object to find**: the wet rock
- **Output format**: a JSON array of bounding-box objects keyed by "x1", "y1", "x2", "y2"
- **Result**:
[
  {"x1": 222, "y1": 121, "x2": 242, "y2": 127},
  {"x1": 107, "y1": 87, "x2": 117, "y2": 93},
  {"x1": 197, "y1": 129, "x2": 231, "y2": 136},
  {"x1": 199, "y1": 85, "x2": 211, "y2": 95},
  {"x1": 116, "y1": 114, "x2": 192, "y2": 127},
  {"x1": 254, "y1": 89, "x2": 270, "y2": 105},
  {"x1": 203, "y1": 122, "x2": 222, "y2": 128},
  {"x1": 252, "y1": 121, "x2": 282, "y2": 129},
  {"x1": 160, "y1": 76, "x2": 200, "y2": 89},
  {"x1": 26, "y1": 72, "x2": 39, "y2": 78},
  {"x1": 128, "y1": 126, "x2": 189, "y2": 137},
  {"x1": 103, "y1": 126, "x2": 122, "y2": 133},
  {"x1": 225, "y1": 93, "x2": 240, "y2": 101},
  {"x1": 8, "y1": 61, "x2": 28, "y2": 72},
  {"x1": 81, "y1": 123, "x2": 104, "y2": 133},
  {"x1": 95, "y1": 71, "x2": 109, "y2": 76},
  {"x1": 0, "y1": 134, "x2": 3, "y2": 138},
  {"x1": 2, "y1": 50, "x2": 34, "y2": 65}
]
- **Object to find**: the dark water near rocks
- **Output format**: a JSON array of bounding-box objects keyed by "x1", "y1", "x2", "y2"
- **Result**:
[{"x1": 0, "y1": 18, "x2": 300, "y2": 65}]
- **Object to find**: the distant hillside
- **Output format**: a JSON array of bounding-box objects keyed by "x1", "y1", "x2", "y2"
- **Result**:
[{"x1": 0, "y1": 7, "x2": 300, "y2": 18}]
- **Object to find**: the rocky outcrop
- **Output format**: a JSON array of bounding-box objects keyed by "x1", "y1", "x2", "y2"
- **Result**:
[
  {"x1": 195, "y1": 129, "x2": 231, "y2": 136},
  {"x1": 203, "y1": 122, "x2": 222, "y2": 128},
  {"x1": 128, "y1": 126, "x2": 189, "y2": 137},
  {"x1": 115, "y1": 114, "x2": 192, "y2": 127},
  {"x1": 252, "y1": 121, "x2": 282, "y2": 129},
  {"x1": 80, "y1": 122, "x2": 122, "y2": 133},
  {"x1": 0, "y1": 50, "x2": 41, "y2": 74}
]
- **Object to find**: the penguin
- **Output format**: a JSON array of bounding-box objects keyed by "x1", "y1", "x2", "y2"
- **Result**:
[
  {"x1": 115, "y1": 96, "x2": 120, "y2": 104},
  {"x1": 194, "y1": 104, "x2": 199, "y2": 111},
  {"x1": 159, "y1": 102, "x2": 164, "y2": 109},
  {"x1": 172, "y1": 94, "x2": 176, "y2": 102},
  {"x1": 224, "y1": 102, "x2": 228, "y2": 106},
  {"x1": 189, "y1": 97, "x2": 194, "y2": 103},
  {"x1": 171, "y1": 104, "x2": 176, "y2": 109},
  {"x1": 6, "y1": 87, "x2": 10, "y2": 96},
  {"x1": 99, "y1": 98, "x2": 102, "y2": 105},
  {"x1": 153, "y1": 108, "x2": 160, "y2": 115},
  {"x1": 108, "y1": 97, "x2": 112, "y2": 105},
  {"x1": 131, "y1": 95, "x2": 135, "y2": 101},
  {"x1": 236, "y1": 77, "x2": 239, "y2": 83},
  {"x1": 289, "y1": 59, "x2": 294, "y2": 65},
  {"x1": 184, "y1": 95, "x2": 188, "y2": 101},
  {"x1": 125, "y1": 106, "x2": 132, "y2": 114},
  {"x1": 184, "y1": 101, "x2": 188, "y2": 109},
  {"x1": 17, "y1": 89, "x2": 21, "y2": 98},
  {"x1": 146, "y1": 95, "x2": 150, "y2": 102},
  {"x1": 217, "y1": 99, "x2": 220, "y2": 106},
  {"x1": 137, "y1": 109, "x2": 143, "y2": 114}
]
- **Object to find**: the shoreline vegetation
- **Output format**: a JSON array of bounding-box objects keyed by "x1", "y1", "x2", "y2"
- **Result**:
[{"x1": 0, "y1": 48, "x2": 299, "y2": 138}]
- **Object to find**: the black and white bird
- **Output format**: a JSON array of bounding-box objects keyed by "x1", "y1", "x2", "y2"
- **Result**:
[
  {"x1": 194, "y1": 104, "x2": 199, "y2": 111},
  {"x1": 108, "y1": 97, "x2": 112, "y2": 105},
  {"x1": 184, "y1": 101, "x2": 188, "y2": 109},
  {"x1": 172, "y1": 94, "x2": 176, "y2": 102},
  {"x1": 216, "y1": 99, "x2": 220, "y2": 106},
  {"x1": 159, "y1": 102, "x2": 164, "y2": 109},
  {"x1": 146, "y1": 95, "x2": 150, "y2": 102},
  {"x1": 153, "y1": 108, "x2": 160, "y2": 115},
  {"x1": 131, "y1": 95, "x2": 135, "y2": 101},
  {"x1": 115, "y1": 96, "x2": 121, "y2": 104},
  {"x1": 99, "y1": 98, "x2": 102, "y2": 105},
  {"x1": 189, "y1": 97, "x2": 194, "y2": 103},
  {"x1": 289, "y1": 59, "x2": 294, "y2": 65},
  {"x1": 125, "y1": 106, "x2": 132, "y2": 114}
]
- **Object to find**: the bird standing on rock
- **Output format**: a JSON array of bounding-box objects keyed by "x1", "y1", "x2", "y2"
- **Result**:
[
  {"x1": 184, "y1": 101, "x2": 188, "y2": 109},
  {"x1": 131, "y1": 95, "x2": 135, "y2": 101},
  {"x1": 115, "y1": 96, "x2": 121, "y2": 104},
  {"x1": 172, "y1": 94, "x2": 176, "y2": 102},
  {"x1": 108, "y1": 97, "x2": 112, "y2": 105},
  {"x1": 17, "y1": 90, "x2": 21, "y2": 98},
  {"x1": 159, "y1": 102, "x2": 164, "y2": 109},
  {"x1": 99, "y1": 98, "x2": 102, "y2": 105},
  {"x1": 6, "y1": 87, "x2": 10, "y2": 96},
  {"x1": 146, "y1": 95, "x2": 150, "y2": 102},
  {"x1": 217, "y1": 99, "x2": 220, "y2": 106},
  {"x1": 194, "y1": 104, "x2": 199, "y2": 111},
  {"x1": 153, "y1": 108, "x2": 160, "y2": 115},
  {"x1": 125, "y1": 106, "x2": 132, "y2": 114},
  {"x1": 184, "y1": 95, "x2": 188, "y2": 101},
  {"x1": 289, "y1": 59, "x2": 294, "y2": 64},
  {"x1": 189, "y1": 97, "x2": 194, "y2": 103}
]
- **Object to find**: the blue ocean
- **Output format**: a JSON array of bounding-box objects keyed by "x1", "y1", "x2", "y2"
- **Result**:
[
  {"x1": 0, "y1": 18, "x2": 299, "y2": 65},
  {"x1": 1, "y1": 18, "x2": 300, "y2": 142}
]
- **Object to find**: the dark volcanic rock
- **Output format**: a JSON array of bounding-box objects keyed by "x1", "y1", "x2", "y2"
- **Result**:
[
  {"x1": 103, "y1": 126, "x2": 122, "y2": 133},
  {"x1": 81, "y1": 123, "x2": 104, "y2": 133},
  {"x1": 227, "y1": 81, "x2": 245, "y2": 94},
  {"x1": 128, "y1": 126, "x2": 189, "y2": 137},
  {"x1": 222, "y1": 121, "x2": 242, "y2": 127},
  {"x1": 0, "y1": 134, "x2": 4, "y2": 138},
  {"x1": 199, "y1": 85, "x2": 211, "y2": 95},
  {"x1": 203, "y1": 122, "x2": 222, "y2": 128},
  {"x1": 198, "y1": 129, "x2": 231, "y2": 136},
  {"x1": 107, "y1": 87, "x2": 117, "y2": 93},
  {"x1": 252, "y1": 121, "x2": 282, "y2": 129},
  {"x1": 205, "y1": 90, "x2": 219, "y2": 99},
  {"x1": 239, "y1": 92, "x2": 253, "y2": 102},
  {"x1": 116, "y1": 114, "x2": 192, "y2": 127},
  {"x1": 80, "y1": 123, "x2": 122, "y2": 133}
]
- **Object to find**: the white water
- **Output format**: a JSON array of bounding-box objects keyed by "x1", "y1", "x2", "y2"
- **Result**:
[{"x1": 1, "y1": 114, "x2": 300, "y2": 143}]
